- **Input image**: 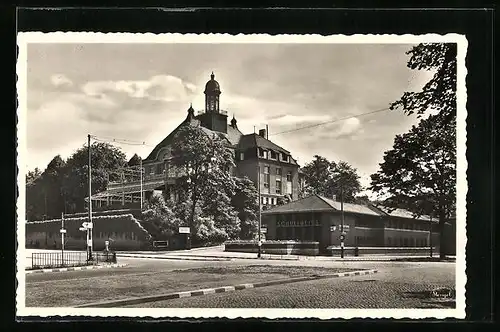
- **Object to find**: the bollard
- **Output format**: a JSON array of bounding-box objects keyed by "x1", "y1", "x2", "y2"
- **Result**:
[
  {"x1": 112, "y1": 252, "x2": 117, "y2": 263},
  {"x1": 354, "y1": 247, "x2": 359, "y2": 257}
]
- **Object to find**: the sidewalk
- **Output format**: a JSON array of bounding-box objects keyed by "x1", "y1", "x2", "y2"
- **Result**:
[{"x1": 116, "y1": 246, "x2": 452, "y2": 262}]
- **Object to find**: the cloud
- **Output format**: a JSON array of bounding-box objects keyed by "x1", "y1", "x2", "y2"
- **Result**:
[
  {"x1": 50, "y1": 74, "x2": 73, "y2": 88},
  {"x1": 81, "y1": 74, "x2": 197, "y2": 103}
]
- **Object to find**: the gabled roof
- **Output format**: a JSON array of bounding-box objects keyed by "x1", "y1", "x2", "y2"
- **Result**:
[
  {"x1": 262, "y1": 194, "x2": 381, "y2": 216},
  {"x1": 238, "y1": 133, "x2": 290, "y2": 154},
  {"x1": 373, "y1": 206, "x2": 432, "y2": 221},
  {"x1": 261, "y1": 195, "x2": 334, "y2": 214},
  {"x1": 236, "y1": 133, "x2": 298, "y2": 165},
  {"x1": 227, "y1": 125, "x2": 244, "y2": 146},
  {"x1": 144, "y1": 118, "x2": 238, "y2": 162},
  {"x1": 319, "y1": 196, "x2": 382, "y2": 216}
]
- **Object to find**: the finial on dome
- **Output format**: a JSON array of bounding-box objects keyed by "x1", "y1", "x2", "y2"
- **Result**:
[
  {"x1": 230, "y1": 114, "x2": 237, "y2": 128},
  {"x1": 211, "y1": 71, "x2": 215, "y2": 80},
  {"x1": 186, "y1": 103, "x2": 195, "y2": 120}
]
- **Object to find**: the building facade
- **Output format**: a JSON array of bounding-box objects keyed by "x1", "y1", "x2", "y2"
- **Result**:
[
  {"x1": 262, "y1": 194, "x2": 447, "y2": 254},
  {"x1": 90, "y1": 73, "x2": 300, "y2": 210}
]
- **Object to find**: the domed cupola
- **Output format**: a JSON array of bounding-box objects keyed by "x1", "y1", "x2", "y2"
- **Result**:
[{"x1": 204, "y1": 72, "x2": 221, "y2": 112}]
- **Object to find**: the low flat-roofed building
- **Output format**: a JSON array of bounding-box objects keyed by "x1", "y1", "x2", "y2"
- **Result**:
[{"x1": 262, "y1": 194, "x2": 444, "y2": 254}]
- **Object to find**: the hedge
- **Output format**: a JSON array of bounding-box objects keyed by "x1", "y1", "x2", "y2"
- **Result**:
[{"x1": 26, "y1": 214, "x2": 151, "y2": 241}]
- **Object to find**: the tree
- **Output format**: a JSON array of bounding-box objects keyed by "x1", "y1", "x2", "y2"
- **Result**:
[
  {"x1": 127, "y1": 153, "x2": 142, "y2": 167},
  {"x1": 26, "y1": 168, "x2": 42, "y2": 185},
  {"x1": 170, "y1": 124, "x2": 238, "y2": 242},
  {"x1": 26, "y1": 168, "x2": 43, "y2": 221},
  {"x1": 232, "y1": 176, "x2": 259, "y2": 239},
  {"x1": 370, "y1": 114, "x2": 456, "y2": 259},
  {"x1": 301, "y1": 155, "x2": 362, "y2": 203},
  {"x1": 390, "y1": 43, "x2": 457, "y2": 126},
  {"x1": 141, "y1": 192, "x2": 179, "y2": 239},
  {"x1": 277, "y1": 194, "x2": 292, "y2": 206},
  {"x1": 62, "y1": 142, "x2": 127, "y2": 213}
]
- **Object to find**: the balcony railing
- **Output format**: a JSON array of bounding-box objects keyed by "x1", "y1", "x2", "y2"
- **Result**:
[
  {"x1": 196, "y1": 109, "x2": 228, "y2": 116},
  {"x1": 107, "y1": 173, "x2": 165, "y2": 189}
]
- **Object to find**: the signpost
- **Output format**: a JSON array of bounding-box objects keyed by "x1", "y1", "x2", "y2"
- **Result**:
[
  {"x1": 60, "y1": 212, "x2": 66, "y2": 266},
  {"x1": 79, "y1": 221, "x2": 93, "y2": 260}
]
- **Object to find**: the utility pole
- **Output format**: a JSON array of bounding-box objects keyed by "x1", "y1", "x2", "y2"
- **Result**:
[
  {"x1": 257, "y1": 165, "x2": 262, "y2": 259},
  {"x1": 340, "y1": 182, "x2": 345, "y2": 259},
  {"x1": 429, "y1": 215, "x2": 433, "y2": 258},
  {"x1": 87, "y1": 134, "x2": 93, "y2": 261},
  {"x1": 140, "y1": 158, "x2": 143, "y2": 211}
]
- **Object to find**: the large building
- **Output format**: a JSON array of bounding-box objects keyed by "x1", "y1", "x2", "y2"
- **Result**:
[
  {"x1": 90, "y1": 73, "x2": 300, "y2": 210},
  {"x1": 261, "y1": 194, "x2": 455, "y2": 255}
]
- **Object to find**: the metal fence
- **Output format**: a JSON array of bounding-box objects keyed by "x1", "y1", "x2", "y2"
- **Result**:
[{"x1": 30, "y1": 251, "x2": 117, "y2": 270}]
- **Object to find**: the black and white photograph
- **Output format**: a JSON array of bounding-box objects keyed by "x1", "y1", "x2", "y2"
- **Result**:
[{"x1": 16, "y1": 33, "x2": 467, "y2": 319}]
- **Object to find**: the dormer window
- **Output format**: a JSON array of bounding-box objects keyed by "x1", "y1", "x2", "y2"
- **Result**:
[
  {"x1": 270, "y1": 150, "x2": 277, "y2": 160},
  {"x1": 281, "y1": 153, "x2": 289, "y2": 162},
  {"x1": 258, "y1": 148, "x2": 267, "y2": 158}
]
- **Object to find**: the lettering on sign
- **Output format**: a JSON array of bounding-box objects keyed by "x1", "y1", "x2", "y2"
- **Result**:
[{"x1": 277, "y1": 219, "x2": 320, "y2": 227}]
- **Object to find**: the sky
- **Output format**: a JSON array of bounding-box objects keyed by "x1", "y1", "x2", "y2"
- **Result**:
[{"x1": 24, "y1": 42, "x2": 435, "y2": 195}]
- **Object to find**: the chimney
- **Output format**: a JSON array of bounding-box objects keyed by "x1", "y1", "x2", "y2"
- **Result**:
[{"x1": 258, "y1": 129, "x2": 266, "y2": 138}]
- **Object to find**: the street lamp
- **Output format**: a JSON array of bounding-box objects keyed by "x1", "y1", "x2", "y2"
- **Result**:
[
  {"x1": 87, "y1": 134, "x2": 93, "y2": 261},
  {"x1": 339, "y1": 182, "x2": 345, "y2": 259},
  {"x1": 331, "y1": 174, "x2": 346, "y2": 259}
]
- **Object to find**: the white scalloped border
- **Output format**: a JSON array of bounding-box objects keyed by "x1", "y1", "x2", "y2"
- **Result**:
[{"x1": 16, "y1": 32, "x2": 468, "y2": 320}]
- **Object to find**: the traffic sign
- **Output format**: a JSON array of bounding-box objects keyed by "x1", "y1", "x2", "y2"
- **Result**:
[
  {"x1": 79, "y1": 227, "x2": 86, "y2": 231},
  {"x1": 330, "y1": 225, "x2": 337, "y2": 232},
  {"x1": 179, "y1": 227, "x2": 190, "y2": 234},
  {"x1": 60, "y1": 229, "x2": 66, "y2": 233},
  {"x1": 344, "y1": 225, "x2": 350, "y2": 231},
  {"x1": 340, "y1": 234, "x2": 346, "y2": 241}
]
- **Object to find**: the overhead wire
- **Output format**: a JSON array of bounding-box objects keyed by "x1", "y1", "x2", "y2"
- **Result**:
[{"x1": 268, "y1": 107, "x2": 392, "y2": 136}]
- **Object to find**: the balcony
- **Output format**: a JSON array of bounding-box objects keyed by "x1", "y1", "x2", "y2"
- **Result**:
[
  {"x1": 196, "y1": 109, "x2": 228, "y2": 116},
  {"x1": 107, "y1": 173, "x2": 165, "y2": 190}
]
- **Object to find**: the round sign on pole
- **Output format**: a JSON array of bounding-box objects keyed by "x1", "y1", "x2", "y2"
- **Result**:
[{"x1": 340, "y1": 234, "x2": 345, "y2": 241}]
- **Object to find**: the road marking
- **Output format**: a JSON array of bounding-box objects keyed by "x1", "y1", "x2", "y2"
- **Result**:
[
  {"x1": 25, "y1": 264, "x2": 127, "y2": 274},
  {"x1": 76, "y1": 269, "x2": 379, "y2": 308},
  {"x1": 177, "y1": 291, "x2": 192, "y2": 298}
]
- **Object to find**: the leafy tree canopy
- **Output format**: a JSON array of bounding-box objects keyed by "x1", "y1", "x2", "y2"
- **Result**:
[
  {"x1": 390, "y1": 43, "x2": 457, "y2": 125},
  {"x1": 370, "y1": 114, "x2": 456, "y2": 258},
  {"x1": 301, "y1": 155, "x2": 362, "y2": 203}
]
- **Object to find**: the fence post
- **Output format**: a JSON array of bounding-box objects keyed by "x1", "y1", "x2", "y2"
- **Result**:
[{"x1": 113, "y1": 252, "x2": 116, "y2": 263}]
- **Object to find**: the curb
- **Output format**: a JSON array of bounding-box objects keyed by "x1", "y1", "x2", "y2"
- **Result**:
[
  {"x1": 117, "y1": 254, "x2": 232, "y2": 262},
  {"x1": 76, "y1": 268, "x2": 378, "y2": 308},
  {"x1": 26, "y1": 263, "x2": 128, "y2": 274}
]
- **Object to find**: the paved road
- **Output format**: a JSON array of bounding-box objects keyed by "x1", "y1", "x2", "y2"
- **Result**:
[
  {"x1": 122, "y1": 261, "x2": 456, "y2": 309},
  {"x1": 25, "y1": 255, "x2": 455, "y2": 309}
]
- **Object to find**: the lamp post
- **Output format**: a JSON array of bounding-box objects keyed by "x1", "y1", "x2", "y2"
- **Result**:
[
  {"x1": 429, "y1": 215, "x2": 433, "y2": 258},
  {"x1": 87, "y1": 134, "x2": 93, "y2": 261},
  {"x1": 340, "y1": 183, "x2": 345, "y2": 259}
]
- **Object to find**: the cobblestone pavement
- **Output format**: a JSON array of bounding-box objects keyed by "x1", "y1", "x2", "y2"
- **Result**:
[{"x1": 125, "y1": 263, "x2": 456, "y2": 309}]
